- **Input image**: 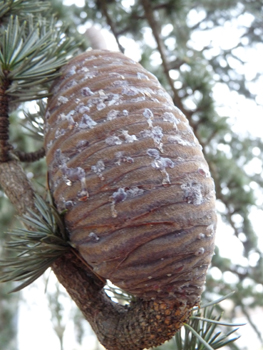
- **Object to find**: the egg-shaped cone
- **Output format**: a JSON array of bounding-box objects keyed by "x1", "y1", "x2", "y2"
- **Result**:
[{"x1": 45, "y1": 50, "x2": 216, "y2": 348}]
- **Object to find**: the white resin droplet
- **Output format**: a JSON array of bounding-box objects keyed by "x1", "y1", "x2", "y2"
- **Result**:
[
  {"x1": 57, "y1": 96, "x2": 68, "y2": 105},
  {"x1": 89, "y1": 232, "x2": 100, "y2": 241},
  {"x1": 66, "y1": 65, "x2": 76, "y2": 77},
  {"x1": 162, "y1": 112, "x2": 180, "y2": 128},
  {"x1": 147, "y1": 148, "x2": 160, "y2": 159},
  {"x1": 130, "y1": 96, "x2": 146, "y2": 103},
  {"x1": 143, "y1": 108, "x2": 154, "y2": 127},
  {"x1": 197, "y1": 233, "x2": 205, "y2": 240},
  {"x1": 77, "y1": 105, "x2": 90, "y2": 114},
  {"x1": 126, "y1": 186, "x2": 144, "y2": 198},
  {"x1": 65, "y1": 200, "x2": 75, "y2": 208},
  {"x1": 83, "y1": 71, "x2": 99, "y2": 79},
  {"x1": 77, "y1": 189, "x2": 89, "y2": 201},
  {"x1": 115, "y1": 152, "x2": 134, "y2": 165},
  {"x1": 82, "y1": 87, "x2": 94, "y2": 96},
  {"x1": 151, "y1": 157, "x2": 174, "y2": 170},
  {"x1": 109, "y1": 72, "x2": 125, "y2": 79},
  {"x1": 97, "y1": 102, "x2": 106, "y2": 110},
  {"x1": 161, "y1": 169, "x2": 171, "y2": 185},
  {"x1": 54, "y1": 149, "x2": 68, "y2": 166},
  {"x1": 46, "y1": 140, "x2": 53, "y2": 150},
  {"x1": 112, "y1": 188, "x2": 127, "y2": 203},
  {"x1": 91, "y1": 160, "x2": 105, "y2": 180},
  {"x1": 137, "y1": 72, "x2": 150, "y2": 80},
  {"x1": 194, "y1": 247, "x2": 205, "y2": 256},
  {"x1": 106, "y1": 110, "x2": 120, "y2": 120},
  {"x1": 105, "y1": 135, "x2": 122, "y2": 145},
  {"x1": 147, "y1": 149, "x2": 174, "y2": 185},
  {"x1": 107, "y1": 93, "x2": 121, "y2": 106},
  {"x1": 122, "y1": 86, "x2": 138, "y2": 96},
  {"x1": 55, "y1": 128, "x2": 66, "y2": 139},
  {"x1": 65, "y1": 179, "x2": 72, "y2": 186},
  {"x1": 60, "y1": 110, "x2": 77, "y2": 129},
  {"x1": 141, "y1": 127, "x2": 163, "y2": 151},
  {"x1": 79, "y1": 114, "x2": 97, "y2": 129},
  {"x1": 112, "y1": 80, "x2": 129, "y2": 87},
  {"x1": 122, "y1": 130, "x2": 137, "y2": 143},
  {"x1": 167, "y1": 135, "x2": 194, "y2": 146},
  {"x1": 80, "y1": 67, "x2": 89, "y2": 73},
  {"x1": 151, "y1": 126, "x2": 163, "y2": 151},
  {"x1": 181, "y1": 182, "x2": 203, "y2": 205},
  {"x1": 198, "y1": 167, "x2": 211, "y2": 178},
  {"x1": 60, "y1": 164, "x2": 88, "y2": 199},
  {"x1": 206, "y1": 224, "x2": 215, "y2": 237}
]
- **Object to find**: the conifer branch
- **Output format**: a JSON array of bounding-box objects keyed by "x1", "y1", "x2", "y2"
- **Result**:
[
  {"x1": 238, "y1": 297, "x2": 263, "y2": 343},
  {"x1": 0, "y1": 160, "x2": 35, "y2": 216},
  {"x1": 97, "y1": 0, "x2": 124, "y2": 53},
  {"x1": 13, "y1": 147, "x2": 45, "y2": 162},
  {"x1": 140, "y1": 0, "x2": 206, "y2": 152},
  {"x1": 0, "y1": 194, "x2": 71, "y2": 292},
  {"x1": 0, "y1": 75, "x2": 11, "y2": 162},
  {"x1": 141, "y1": 0, "x2": 185, "y2": 113},
  {"x1": 0, "y1": 15, "x2": 78, "y2": 101},
  {"x1": 0, "y1": 0, "x2": 50, "y2": 24}
]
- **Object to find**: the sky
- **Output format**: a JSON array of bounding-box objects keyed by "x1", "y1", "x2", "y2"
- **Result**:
[{"x1": 14, "y1": 1, "x2": 263, "y2": 350}]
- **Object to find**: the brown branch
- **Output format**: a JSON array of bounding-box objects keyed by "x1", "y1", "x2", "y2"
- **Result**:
[
  {"x1": 0, "y1": 77, "x2": 11, "y2": 162},
  {"x1": 53, "y1": 251, "x2": 191, "y2": 350},
  {"x1": 140, "y1": 0, "x2": 185, "y2": 113},
  {"x1": 97, "y1": 0, "x2": 125, "y2": 53},
  {"x1": 237, "y1": 296, "x2": 263, "y2": 344},
  {"x1": 0, "y1": 160, "x2": 35, "y2": 216},
  {"x1": 14, "y1": 147, "x2": 45, "y2": 162},
  {"x1": 140, "y1": 0, "x2": 209, "y2": 154}
]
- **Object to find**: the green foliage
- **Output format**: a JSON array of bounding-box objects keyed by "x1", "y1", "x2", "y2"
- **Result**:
[
  {"x1": 0, "y1": 194, "x2": 71, "y2": 292},
  {"x1": 0, "y1": 0, "x2": 50, "y2": 23},
  {"x1": 0, "y1": 15, "x2": 78, "y2": 101},
  {"x1": 19, "y1": 101, "x2": 45, "y2": 141}
]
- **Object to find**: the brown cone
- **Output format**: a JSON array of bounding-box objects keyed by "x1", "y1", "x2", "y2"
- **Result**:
[{"x1": 45, "y1": 50, "x2": 216, "y2": 348}]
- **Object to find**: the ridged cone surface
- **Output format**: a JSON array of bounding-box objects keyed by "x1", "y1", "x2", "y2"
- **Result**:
[{"x1": 45, "y1": 50, "x2": 216, "y2": 305}]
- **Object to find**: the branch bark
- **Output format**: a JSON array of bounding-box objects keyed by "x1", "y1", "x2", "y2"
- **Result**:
[
  {"x1": 97, "y1": 0, "x2": 124, "y2": 53},
  {"x1": 13, "y1": 147, "x2": 45, "y2": 162},
  {"x1": 141, "y1": 0, "x2": 185, "y2": 113},
  {"x1": 0, "y1": 160, "x2": 35, "y2": 216},
  {"x1": 0, "y1": 77, "x2": 11, "y2": 162},
  {"x1": 140, "y1": 0, "x2": 207, "y2": 153},
  {"x1": 52, "y1": 251, "x2": 191, "y2": 350}
]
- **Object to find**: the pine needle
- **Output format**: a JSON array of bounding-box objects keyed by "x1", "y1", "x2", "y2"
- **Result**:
[
  {"x1": 173, "y1": 294, "x2": 245, "y2": 350},
  {"x1": 0, "y1": 194, "x2": 70, "y2": 292}
]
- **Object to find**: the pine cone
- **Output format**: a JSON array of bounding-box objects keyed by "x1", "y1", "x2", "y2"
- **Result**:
[{"x1": 45, "y1": 50, "x2": 216, "y2": 348}]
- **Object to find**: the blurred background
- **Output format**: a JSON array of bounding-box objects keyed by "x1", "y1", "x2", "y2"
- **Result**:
[{"x1": 0, "y1": 0, "x2": 263, "y2": 349}]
